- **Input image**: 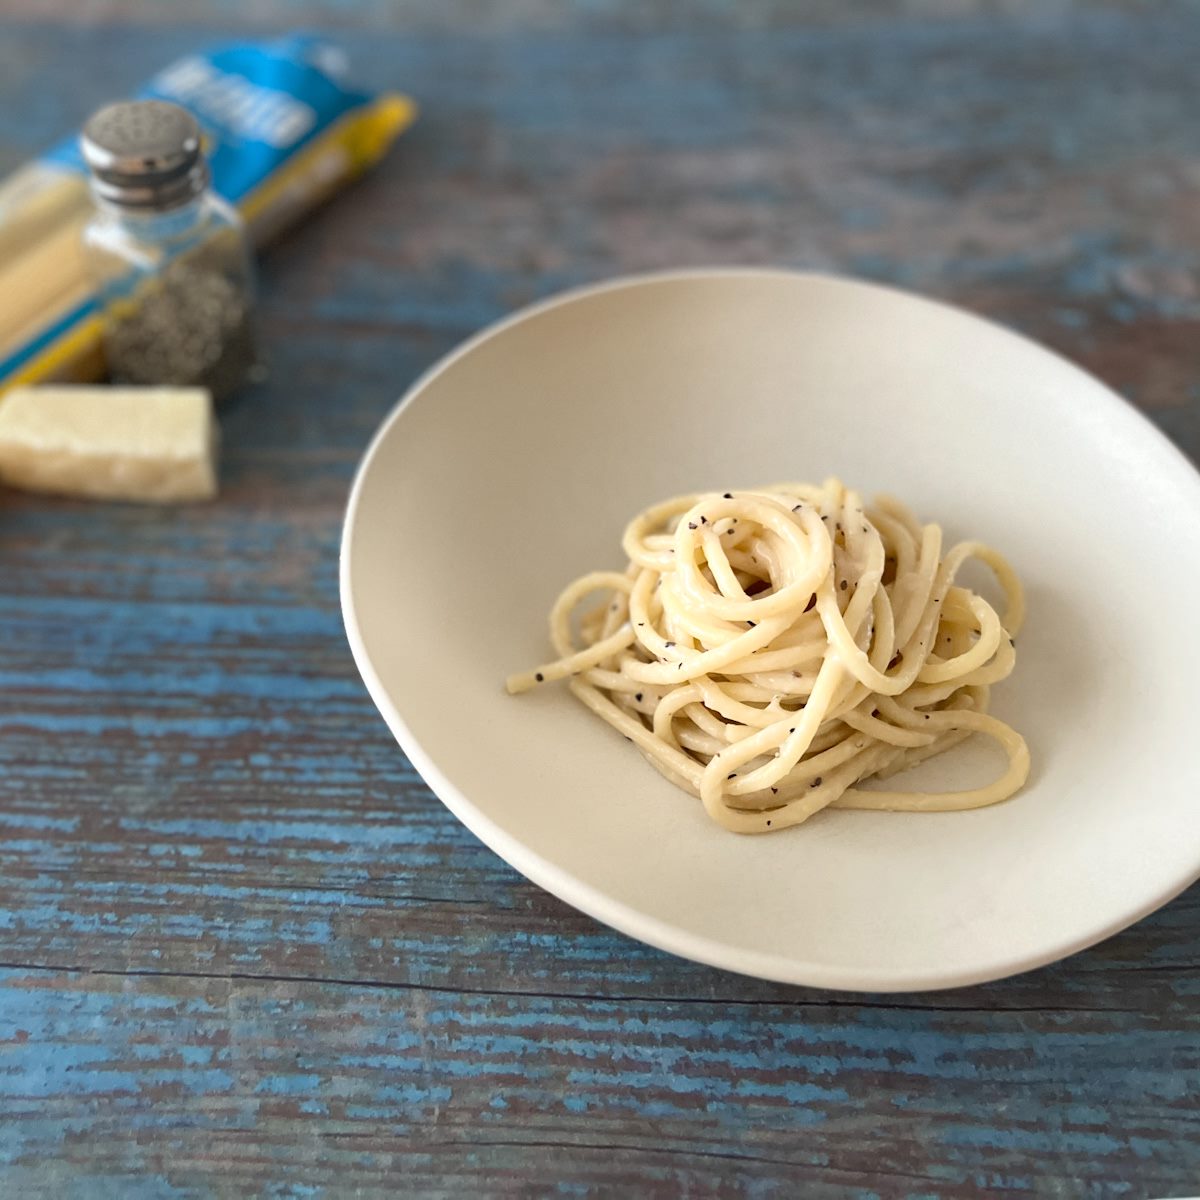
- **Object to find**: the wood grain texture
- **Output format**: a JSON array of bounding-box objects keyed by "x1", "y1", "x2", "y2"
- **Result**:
[{"x1": 1, "y1": 2, "x2": 1199, "y2": 1195}]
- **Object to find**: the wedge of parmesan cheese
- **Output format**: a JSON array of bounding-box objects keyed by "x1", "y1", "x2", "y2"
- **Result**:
[{"x1": 0, "y1": 385, "x2": 218, "y2": 502}]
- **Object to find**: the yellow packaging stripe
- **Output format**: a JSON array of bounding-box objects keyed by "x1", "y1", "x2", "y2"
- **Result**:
[{"x1": 240, "y1": 94, "x2": 416, "y2": 241}]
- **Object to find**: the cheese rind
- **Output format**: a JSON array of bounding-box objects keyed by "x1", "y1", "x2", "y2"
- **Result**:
[{"x1": 0, "y1": 385, "x2": 218, "y2": 502}]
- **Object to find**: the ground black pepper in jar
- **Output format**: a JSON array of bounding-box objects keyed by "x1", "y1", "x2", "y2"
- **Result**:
[{"x1": 80, "y1": 99, "x2": 258, "y2": 403}]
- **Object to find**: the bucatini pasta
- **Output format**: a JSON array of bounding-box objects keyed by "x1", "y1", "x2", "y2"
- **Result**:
[{"x1": 507, "y1": 478, "x2": 1028, "y2": 834}]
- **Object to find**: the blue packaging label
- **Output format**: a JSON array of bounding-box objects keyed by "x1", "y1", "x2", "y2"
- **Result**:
[{"x1": 44, "y1": 35, "x2": 373, "y2": 204}]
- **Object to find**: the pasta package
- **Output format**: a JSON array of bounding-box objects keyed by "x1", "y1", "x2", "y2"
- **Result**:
[{"x1": 0, "y1": 35, "x2": 415, "y2": 394}]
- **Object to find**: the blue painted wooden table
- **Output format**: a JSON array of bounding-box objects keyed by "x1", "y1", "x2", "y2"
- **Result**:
[{"x1": 2, "y1": 3, "x2": 1199, "y2": 1195}]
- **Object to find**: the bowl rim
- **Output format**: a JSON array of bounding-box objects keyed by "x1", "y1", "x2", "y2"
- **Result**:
[{"x1": 340, "y1": 265, "x2": 1200, "y2": 992}]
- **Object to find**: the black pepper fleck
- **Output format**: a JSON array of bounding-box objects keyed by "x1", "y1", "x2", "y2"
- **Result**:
[
  {"x1": 535, "y1": 672, "x2": 544, "y2": 682},
  {"x1": 723, "y1": 492, "x2": 733, "y2": 498},
  {"x1": 687, "y1": 522, "x2": 697, "y2": 530},
  {"x1": 811, "y1": 776, "x2": 822, "y2": 787},
  {"x1": 727, "y1": 772, "x2": 737, "y2": 780},
  {"x1": 635, "y1": 693, "x2": 643, "y2": 702},
  {"x1": 840, "y1": 579, "x2": 848, "y2": 591},
  {"x1": 804, "y1": 595, "x2": 817, "y2": 612}
]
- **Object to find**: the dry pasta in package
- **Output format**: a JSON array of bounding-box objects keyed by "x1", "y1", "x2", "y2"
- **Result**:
[{"x1": 0, "y1": 35, "x2": 415, "y2": 393}]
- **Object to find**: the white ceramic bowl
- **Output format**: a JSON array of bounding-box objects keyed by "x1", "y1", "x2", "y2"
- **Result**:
[{"x1": 341, "y1": 269, "x2": 1200, "y2": 991}]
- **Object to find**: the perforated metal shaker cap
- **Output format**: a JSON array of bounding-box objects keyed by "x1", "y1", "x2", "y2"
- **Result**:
[{"x1": 81, "y1": 99, "x2": 210, "y2": 209}]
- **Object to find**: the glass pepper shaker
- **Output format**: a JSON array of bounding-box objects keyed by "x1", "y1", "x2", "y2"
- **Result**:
[{"x1": 80, "y1": 99, "x2": 258, "y2": 404}]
